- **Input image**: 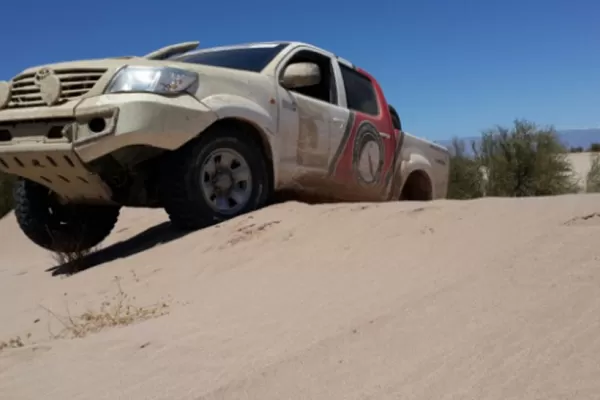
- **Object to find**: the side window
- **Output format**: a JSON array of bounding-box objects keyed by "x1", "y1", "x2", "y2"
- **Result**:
[
  {"x1": 281, "y1": 50, "x2": 337, "y2": 105},
  {"x1": 339, "y1": 64, "x2": 379, "y2": 116}
]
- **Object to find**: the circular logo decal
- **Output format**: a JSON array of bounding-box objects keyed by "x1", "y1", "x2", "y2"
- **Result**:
[
  {"x1": 34, "y1": 68, "x2": 62, "y2": 106},
  {"x1": 352, "y1": 121, "x2": 384, "y2": 185}
]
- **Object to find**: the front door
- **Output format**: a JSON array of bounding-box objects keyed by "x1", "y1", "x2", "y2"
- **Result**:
[{"x1": 276, "y1": 47, "x2": 348, "y2": 195}]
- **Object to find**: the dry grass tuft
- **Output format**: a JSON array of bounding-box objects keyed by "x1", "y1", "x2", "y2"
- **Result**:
[
  {"x1": 41, "y1": 277, "x2": 169, "y2": 340},
  {"x1": 0, "y1": 336, "x2": 26, "y2": 351},
  {"x1": 0, "y1": 278, "x2": 169, "y2": 351},
  {"x1": 48, "y1": 239, "x2": 100, "y2": 274}
]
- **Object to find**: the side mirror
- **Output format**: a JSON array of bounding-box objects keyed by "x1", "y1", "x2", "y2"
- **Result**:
[{"x1": 281, "y1": 62, "x2": 321, "y2": 89}]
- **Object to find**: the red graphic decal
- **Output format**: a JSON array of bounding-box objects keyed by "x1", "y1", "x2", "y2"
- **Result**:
[{"x1": 329, "y1": 68, "x2": 397, "y2": 192}]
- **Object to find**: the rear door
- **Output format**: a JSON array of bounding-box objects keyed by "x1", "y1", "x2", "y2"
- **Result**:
[{"x1": 327, "y1": 62, "x2": 398, "y2": 200}]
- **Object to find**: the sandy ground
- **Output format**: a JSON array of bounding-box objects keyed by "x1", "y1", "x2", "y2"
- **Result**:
[{"x1": 1, "y1": 194, "x2": 600, "y2": 399}]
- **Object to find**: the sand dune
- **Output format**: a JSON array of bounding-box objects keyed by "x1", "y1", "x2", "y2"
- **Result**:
[{"x1": 1, "y1": 195, "x2": 600, "y2": 399}]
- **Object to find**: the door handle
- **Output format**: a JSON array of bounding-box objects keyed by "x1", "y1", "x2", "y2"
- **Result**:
[
  {"x1": 332, "y1": 118, "x2": 346, "y2": 129},
  {"x1": 333, "y1": 118, "x2": 346, "y2": 129}
]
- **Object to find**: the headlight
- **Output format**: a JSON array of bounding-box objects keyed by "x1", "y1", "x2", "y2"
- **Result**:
[{"x1": 106, "y1": 66, "x2": 198, "y2": 95}]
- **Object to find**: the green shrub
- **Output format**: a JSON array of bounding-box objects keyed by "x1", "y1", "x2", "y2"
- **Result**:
[
  {"x1": 589, "y1": 143, "x2": 600, "y2": 152},
  {"x1": 447, "y1": 138, "x2": 484, "y2": 199},
  {"x1": 586, "y1": 153, "x2": 600, "y2": 193},
  {"x1": 447, "y1": 119, "x2": 580, "y2": 198}
]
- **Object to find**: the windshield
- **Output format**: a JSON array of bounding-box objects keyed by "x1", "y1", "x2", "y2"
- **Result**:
[{"x1": 168, "y1": 43, "x2": 289, "y2": 73}]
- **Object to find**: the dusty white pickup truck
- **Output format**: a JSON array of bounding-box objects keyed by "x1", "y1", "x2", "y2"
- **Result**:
[{"x1": 0, "y1": 40, "x2": 449, "y2": 252}]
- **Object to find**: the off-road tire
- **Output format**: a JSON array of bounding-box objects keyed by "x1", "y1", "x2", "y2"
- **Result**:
[
  {"x1": 13, "y1": 178, "x2": 121, "y2": 253},
  {"x1": 159, "y1": 124, "x2": 271, "y2": 230}
]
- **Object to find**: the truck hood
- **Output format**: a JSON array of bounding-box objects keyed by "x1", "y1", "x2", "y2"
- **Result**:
[
  {"x1": 7, "y1": 57, "x2": 273, "y2": 116},
  {"x1": 15, "y1": 57, "x2": 261, "y2": 80},
  {"x1": 16, "y1": 58, "x2": 145, "y2": 77}
]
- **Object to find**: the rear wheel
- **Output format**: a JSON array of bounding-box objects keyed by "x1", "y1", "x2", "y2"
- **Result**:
[
  {"x1": 159, "y1": 124, "x2": 271, "y2": 230},
  {"x1": 13, "y1": 178, "x2": 121, "y2": 253}
]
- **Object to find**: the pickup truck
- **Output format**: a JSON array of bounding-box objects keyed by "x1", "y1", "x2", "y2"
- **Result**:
[{"x1": 0, "y1": 40, "x2": 450, "y2": 253}]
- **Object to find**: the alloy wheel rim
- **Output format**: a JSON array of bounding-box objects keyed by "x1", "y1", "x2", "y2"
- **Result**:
[{"x1": 199, "y1": 148, "x2": 253, "y2": 215}]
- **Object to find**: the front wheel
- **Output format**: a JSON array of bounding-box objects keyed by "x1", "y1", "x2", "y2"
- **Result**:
[
  {"x1": 159, "y1": 124, "x2": 271, "y2": 230},
  {"x1": 13, "y1": 178, "x2": 121, "y2": 253}
]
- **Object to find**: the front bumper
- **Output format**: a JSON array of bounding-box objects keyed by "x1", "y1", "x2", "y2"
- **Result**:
[
  {"x1": 71, "y1": 93, "x2": 217, "y2": 162},
  {"x1": 0, "y1": 93, "x2": 218, "y2": 203}
]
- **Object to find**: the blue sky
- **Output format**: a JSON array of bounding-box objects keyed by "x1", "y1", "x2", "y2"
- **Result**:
[{"x1": 1, "y1": 0, "x2": 598, "y2": 141}]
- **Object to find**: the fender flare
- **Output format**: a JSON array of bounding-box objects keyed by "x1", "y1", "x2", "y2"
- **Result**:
[
  {"x1": 200, "y1": 94, "x2": 279, "y2": 182},
  {"x1": 201, "y1": 94, "x2": 276, "y2": 139},
  {"x1": 396, "y1": 153, "x2": 435, "y2": 199}
]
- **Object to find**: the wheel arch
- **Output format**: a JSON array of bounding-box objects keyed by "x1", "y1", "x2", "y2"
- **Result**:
[
  {"x1": 399, "y1": 169, "x2": 434, "y2": 201},
  {"x1": 199, "y1": 94, "x2": 277, "y2": 189},
  {"x1": 202, "y1": 117, "x2": 275, "y2": 194}
]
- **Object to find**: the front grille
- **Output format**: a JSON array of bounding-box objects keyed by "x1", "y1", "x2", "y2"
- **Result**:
[{"x1": 8, "y1": 68, "x2": 107, "y2": 108}]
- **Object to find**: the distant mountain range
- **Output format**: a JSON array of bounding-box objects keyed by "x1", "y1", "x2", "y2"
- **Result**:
[{"x1": 434, "y1": 128, "x2": 600, "y2": 154}]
